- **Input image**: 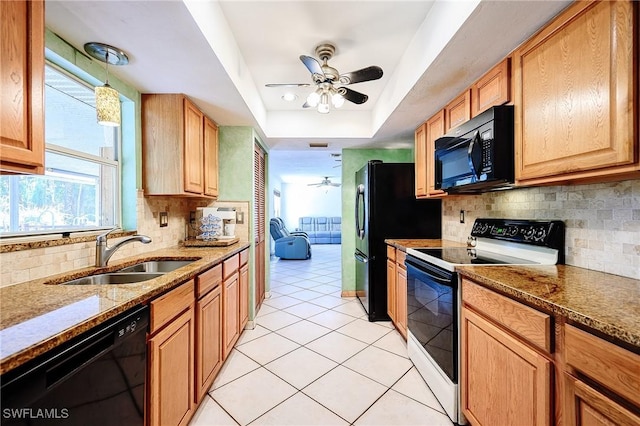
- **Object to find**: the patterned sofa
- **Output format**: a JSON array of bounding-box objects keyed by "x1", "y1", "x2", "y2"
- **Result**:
[{"x1": 297, "y1": 216, "x2": 341, "y2": 244}]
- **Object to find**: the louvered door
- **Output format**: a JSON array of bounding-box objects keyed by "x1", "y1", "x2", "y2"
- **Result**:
[{"x1": 253, "y1": 144, "x2": 266, "y2": 310}]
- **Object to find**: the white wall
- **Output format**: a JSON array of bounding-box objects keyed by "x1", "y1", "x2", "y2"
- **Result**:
[{"x1": 281, "y1": 183, "x2": 341, "y2": 230}]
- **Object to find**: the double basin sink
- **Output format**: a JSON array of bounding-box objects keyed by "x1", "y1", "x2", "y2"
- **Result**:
[{"x1": 60, "y1": 260, "x2": 196, "y2": 285}]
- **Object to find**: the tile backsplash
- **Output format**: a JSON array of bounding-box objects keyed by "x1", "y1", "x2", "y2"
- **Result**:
[
  {"x1": 442, "y1": 179, "x2": 640, "y2": 280},
  {"x1": 0, "y1": 191, "x2": 250, "y2": 288}
]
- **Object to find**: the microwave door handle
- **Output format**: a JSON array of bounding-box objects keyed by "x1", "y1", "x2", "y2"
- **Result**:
[{"x1": 467, "y1": 131, "x2": 482, "y2": 180}]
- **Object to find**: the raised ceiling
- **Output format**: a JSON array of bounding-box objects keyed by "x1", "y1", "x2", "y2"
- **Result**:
[{"x1": 45, "y1": 0, "x2": 571, "y2": 183}]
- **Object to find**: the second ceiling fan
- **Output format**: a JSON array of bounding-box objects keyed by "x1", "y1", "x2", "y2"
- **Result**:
[{"x1": 266, "y1": 43, "x2": 383, "y2": 113}]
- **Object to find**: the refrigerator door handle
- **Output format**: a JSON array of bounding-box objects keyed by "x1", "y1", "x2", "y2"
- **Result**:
[
  {"x1": 355, "y1": 184, "x2": 365, "y2": 239},
  {"x1": 354, "y1": 252, "x2": 369, "y2": 263}
]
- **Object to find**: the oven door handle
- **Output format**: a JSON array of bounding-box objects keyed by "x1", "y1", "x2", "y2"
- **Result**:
[{"x1": 405, "y1": 257, "x2": 455, "y2": 287}]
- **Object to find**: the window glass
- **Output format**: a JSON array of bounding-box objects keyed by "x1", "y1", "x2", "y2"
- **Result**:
[{"x1": 0, "y1": 64, "x2": 120, "y2": 237}]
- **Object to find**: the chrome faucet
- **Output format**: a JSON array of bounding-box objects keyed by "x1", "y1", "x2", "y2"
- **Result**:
[{"x1": 95, "y1": 228, "x2": 152, "y2": 267}]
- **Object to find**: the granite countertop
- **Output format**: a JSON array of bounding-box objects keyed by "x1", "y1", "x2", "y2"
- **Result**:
[
  {"x1": 0, "y1": 242, "x2": 250, "y2": 375},
  {"x1": 385, "y1": 239, "x2": 466, "y2": 250},
  {"x1": 456, "y1": 265, "x2": 640, "y2": 350}
]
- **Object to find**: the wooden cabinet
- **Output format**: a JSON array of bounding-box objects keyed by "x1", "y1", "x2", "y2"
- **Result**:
[
  {"x1": 1, "y1": 0, "x2": 44, "y2": 175},
  {"x1": 386, "y1": 246, "x2": 396, "y2": 323},
  {"x1": 514, "y1": 0, "x2": 638, "y2": 185},
  {"x1": 461, "y1": 278, "x2": 552, "y2": 426},
  {"x1": 203, "y1": 117, "x2": 219, "y2": 197},
  {"x1": 414, "y1": 123, "x2": 428, "y2": 198},
  {"x1": 415, "y1": 110, "x2": 447, "y2": 199},
  {"x1": 385, "y1": 246, "x2": 407, "y2": 340},
  {"x1": 142, "y1": 94, "x2": 219, "y2": 197},
  {"x1": 239, "y1": 249, "x2": 249, "y2": 330},
  {"x1": 222, "y1": 254, "x2": 240, "y2": 359},
  {"x1": 148, "y1": 280, "x2": 196, "y2": 426},
  {"x1": 195, "y1": 265, "x2": 223, "y2": 402},
  {"x1": 563, "y1": 324, "x2": 640, "y2": 426},
  {"x1": 471, "y1": 58, "x2": 510, "y2": 117},
  {"x1": 444, "y1": 89, "x2": 471, "y2": 133}
]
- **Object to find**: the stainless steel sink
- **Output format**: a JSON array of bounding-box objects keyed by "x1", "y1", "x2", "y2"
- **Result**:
[
  {"x1": 61, "y1": 272, "x2": 164, "y2": 285},
  {"x1": 117, "y1": 260, "x2": 195, "y2": 273}
]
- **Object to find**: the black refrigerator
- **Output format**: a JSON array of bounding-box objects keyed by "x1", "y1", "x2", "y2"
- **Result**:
[{"x1": 355, "y1": 160, "x2": 441, "y2": 321}]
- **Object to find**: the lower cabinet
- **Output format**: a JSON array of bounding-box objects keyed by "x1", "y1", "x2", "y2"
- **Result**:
[
  {"x1": 148, "y1": 280, "x2": 196, "y2": 426},
  {"x1": 239, "y1": 257, "x2": 249, "y2": 330},
  {"x1": 386, "y1": 245, "x2": 407, "y2": 340},
  {"x1": 195, "y1": 285, "x2": 222, "y2": 402},
  {"x1": 222, "y1": 254, "x2": 240, "y2": 359},
  {"x1": 386, "y1": 257, "x2": 396, "y2": 323}
]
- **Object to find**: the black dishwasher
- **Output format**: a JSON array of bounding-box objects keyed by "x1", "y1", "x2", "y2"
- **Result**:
[{"x1": 1, "y1": 305, "x2": 149, "y2": 425}]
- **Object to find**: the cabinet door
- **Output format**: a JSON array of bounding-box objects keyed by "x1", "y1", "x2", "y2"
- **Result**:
[
  {"x1": 239, "y1": 263, "x2": 249, "y2": 330},
  {"x1": 514, "y1": 0, "x2": 637, "y2": 184},
  {"x1": 445, "y1": 89, "x2": 471, "y2": 132},
  {"x1": 426, "y1": 110, "x2": 447, "y2": 197},
  {"x1": 183, "y1": 98, "x2": 204, "y2": 194},
  {"x1": 196, "y1": 286, "x2": 222, "y2": 402},
  {"x1": 472, "y1": 58, "x2": 511, "y2": 117},
  {"x1": 203, "y1": 117, "x2": 219, "y2": 197},
  {"x1": 564, "y1": 373, "x2": 640, "y2": 426},
  {"x1": 0, "y1": 0, "x2": 44, "y2": 174},
  {"x1": 222, "y1": 272, "x2": 239, "y2": 359},
  {"x1": 386, "y1": 258, "x2": 396, "y2": 323},
  {"x1": 149, "y1": 306, "x2": 195, "y2": 426},
  {"x1": 461, "y1": 307, "x2": 552, "y2": 426},
  {"x1": 396, "y1": 263, "x2": 407, "y2": 340},
  {"x1": 414, "y1": 123, "x2": 428, "y2": 198}
]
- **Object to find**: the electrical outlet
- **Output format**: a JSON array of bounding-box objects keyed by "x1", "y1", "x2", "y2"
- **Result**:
[
  {"x1": 189, "y1": 211, "x2": 196, "y2": 224},
  {"x1": 159, "y1": 211, "x2": 168, "y2": 227},
  {"x1": 236, "y1": 211, "x2": 244, "y2": 224},
  {"x1": 460, "y1": 210, "x2": 465, "y2": 223}
]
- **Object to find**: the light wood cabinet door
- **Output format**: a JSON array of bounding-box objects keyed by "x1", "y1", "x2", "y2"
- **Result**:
[
  {"x1": 183, "y1": 98, "x2": 204, "y2": 194},
  {"x1": 203, "y1": 117, "x2": 219, "y2": 197},
  {"x1": 414, "y1": 123, "x2": 428, "y2": 198},
  {"x1": 386, "y1": 258, "x2": 396, "y2": 323},
  {"x1": 514, "y1": 0, "x2": 638, "y2": 185},
  {"x1": 564, "y1": 373, "x2": 640, "y2": 426},
  {"x1": 461, "y1": 307, "x2": 552, "y2": 426},
  {"x1": 445, "y1": 90, "x2": 471, "y2": 133},
  {"x1": 239, "y1": 262, "x2": 249, "y2": 330},
  {"x1": 396, "y1": 261, "x2": 407, "y2": 340},
  {"x1": 0, "y1": 0, "x2": 44, "y2": 175},
  {"x1": 222, "y1": 271, "x2": 239, "y2": 360},
  {"x1": 471, "y1": 58, "x2": 511, "y2": 117},
  {"x1": 426, "y1": 110, "x2": 447, "y2": 197},
  {"x1": 195, "y1": 286, "x2": 222, "y2": 402},
  {"x1": 149, "y1": 306, "x2": 195, "y2": 426}
]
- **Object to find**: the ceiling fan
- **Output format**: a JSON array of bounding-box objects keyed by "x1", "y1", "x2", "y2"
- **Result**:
[
  {"x1": 308, "y1": 177, "x2": 341, "y2": 187},
  {"x1": 266, "y1": 43, "x2": 383, "y2": 113}
]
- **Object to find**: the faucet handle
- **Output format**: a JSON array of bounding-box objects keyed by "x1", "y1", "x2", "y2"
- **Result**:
[{"x1": 97, "y1": 227, "x2": 119, "y2": 244}]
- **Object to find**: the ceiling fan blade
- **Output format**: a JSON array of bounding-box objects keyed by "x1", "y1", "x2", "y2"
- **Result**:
[
  {"x1": 339, "y1": 66, "x2": 383, "y2": 85},
  {"x1": 341, "y1": 87, "x2": 369, "y2": 105},
  {"x1": 302, "y1": 102, "x2": 311, "y2": 108},
  {"x1": 329, "y1": 183, "x2": 341, "y2": 187},
  {"x1": 300, "y1": 55, "x2": 325, "y2": 79},
  {"x1": 265, "y1": 83, "x2": 311, "y2": 87}
]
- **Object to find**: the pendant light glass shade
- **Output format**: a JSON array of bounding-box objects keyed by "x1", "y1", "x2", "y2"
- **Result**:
[{"x1": 95, "y1": 84, "x2": 121, "y2": 127}]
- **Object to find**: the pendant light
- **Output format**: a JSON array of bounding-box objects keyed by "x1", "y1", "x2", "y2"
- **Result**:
[{"x1": 83, "y1": 42, "x2": 129, "y2": 127}]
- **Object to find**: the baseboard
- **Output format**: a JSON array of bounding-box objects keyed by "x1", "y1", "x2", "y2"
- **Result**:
[
  {"x1": 244, "y1": 320, "x2": 255, "y2": 330},
  {"x1": 265, "y1": 291, "x2": 271, "y2": 299},
  {"x1": 341, "y1": 290, "x2": 357, "y2": 297}
]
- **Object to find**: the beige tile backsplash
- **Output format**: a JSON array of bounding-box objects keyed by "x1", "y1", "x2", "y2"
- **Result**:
[
  {"x1": 0, "y1": 191, "x2": 250, "y2": 288},
  {"x1": 442, "y1": 179, "x2": 640, "y2": 280}
]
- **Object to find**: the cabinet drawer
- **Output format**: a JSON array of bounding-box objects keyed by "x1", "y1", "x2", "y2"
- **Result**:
[
  {"x1": 223, "y1": 254, "x2": 239, "y2": 280},
  {"x1": 196, "y1": 264, "x2": 222, "y2": 299},
  {"x1": 396, "y1": 250, "x2": 406, "y2": 269},
  {"x1": 386, "y1": 246, "x2": 396, "y2": 261},
  {"x1": 150, "y1": 280, "x2": 195, "y2": 334},
  {"x1": 565, "y1": 324, "x2": 640, "y2": 407},
  {"x1": 239, "y1": 249, "x2": 249, "y2": 267},
  {"x1": 462, "y1": 279, "x2": 551, "y2": 352}
]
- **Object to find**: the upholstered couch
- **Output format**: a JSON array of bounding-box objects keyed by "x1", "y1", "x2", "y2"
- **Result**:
[{"x1": 297, "y1": 216, "x2": 341, "y2": 244}]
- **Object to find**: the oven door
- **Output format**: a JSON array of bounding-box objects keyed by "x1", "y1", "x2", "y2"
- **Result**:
[{"x1": 405, "y1": 256, "x2": 457, "y2": 382}]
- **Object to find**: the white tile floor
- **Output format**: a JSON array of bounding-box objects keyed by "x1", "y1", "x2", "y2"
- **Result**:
[{"x1": 190, "y1": 245, "x2": 453, "y2": 426}]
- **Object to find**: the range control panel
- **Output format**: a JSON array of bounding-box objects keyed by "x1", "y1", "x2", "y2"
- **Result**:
[{"x1": 470, "y1": 218, "x2": 565, "y2": 248}]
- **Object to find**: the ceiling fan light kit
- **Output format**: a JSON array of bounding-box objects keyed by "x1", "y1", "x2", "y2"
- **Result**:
[{"x1": 267, "y1": 43, "x2": 383, "y2": 114}]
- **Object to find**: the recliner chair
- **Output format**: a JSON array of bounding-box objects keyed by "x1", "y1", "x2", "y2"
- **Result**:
[{"x1": 270, "y1": 218, "x2": 311, "y2": 260}]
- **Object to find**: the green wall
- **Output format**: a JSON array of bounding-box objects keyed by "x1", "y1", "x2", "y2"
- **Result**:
[{"x1": 340, "y1": 149, "x2": 414, "y2": 293}]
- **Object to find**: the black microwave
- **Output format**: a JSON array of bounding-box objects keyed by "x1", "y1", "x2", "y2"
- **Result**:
[{"x1": 435, "y1": 105, "x2": 514, "y2": 193}]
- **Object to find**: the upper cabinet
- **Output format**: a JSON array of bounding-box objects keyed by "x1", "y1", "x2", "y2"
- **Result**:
[
  {"x1": 0, "y1": 0, "x2": 45, "y2": 175},
  {"x1": 414, "y1": 123, "x2": 427, "y2": 198},
  {"x1": 514, "y1": 0, "x2": 638, "y2": 185},
  {"x1": 471, "y1": 58, "x2": 511, "y2": 118},
  {"x1": 142, "y1": 94, "x2": 219, "y2": 198},
  {"x1": 445, "y1": 89, "x2": 471, "y2": 133}
]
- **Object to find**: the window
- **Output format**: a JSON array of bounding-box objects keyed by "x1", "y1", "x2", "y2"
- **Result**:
[{"x1": 0, "y1": 64, "x2": 120, "y2": 237}]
